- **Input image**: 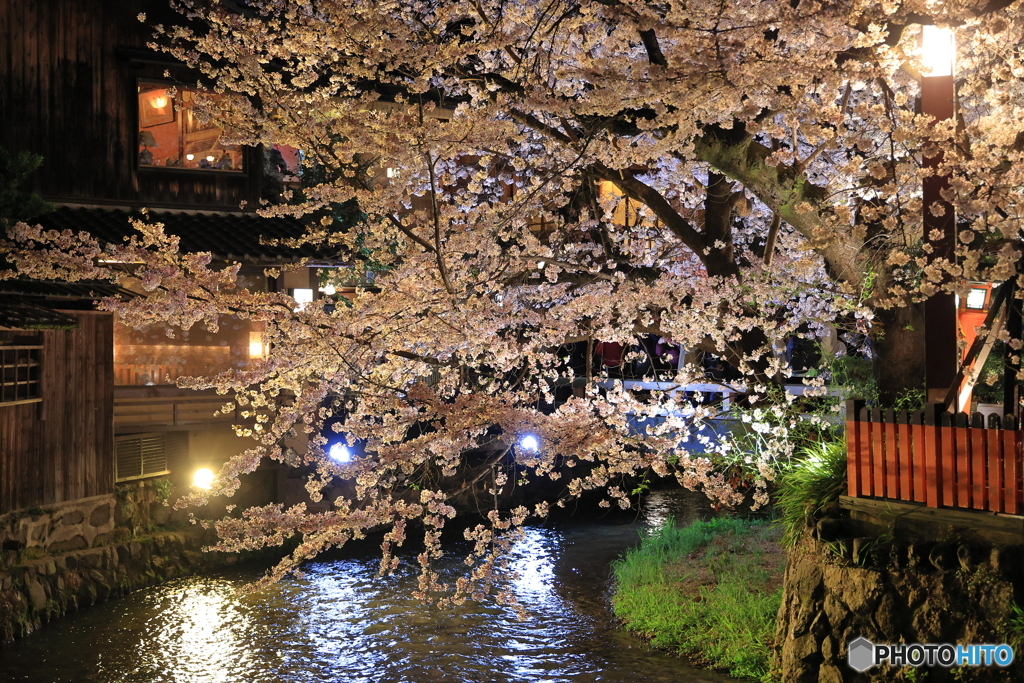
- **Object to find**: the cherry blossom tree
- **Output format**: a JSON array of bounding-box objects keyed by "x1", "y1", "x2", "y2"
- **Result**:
[{"x1": 5, "y1": 0, "x2": 1024, "y2": 602}]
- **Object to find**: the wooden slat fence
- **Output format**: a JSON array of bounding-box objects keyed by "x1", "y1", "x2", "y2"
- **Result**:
[{"x1": 846, "y1": 400, "x2": 1023, "y2": 515}]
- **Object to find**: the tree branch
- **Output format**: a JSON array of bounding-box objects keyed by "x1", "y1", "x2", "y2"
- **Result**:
[{"x1": 590, "y1": 164, "x2": 706, "y2": 257}]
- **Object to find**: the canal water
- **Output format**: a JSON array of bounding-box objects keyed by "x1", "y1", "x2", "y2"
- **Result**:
[{"x1": 0, "y1": 491, "x2": 732, "y2": 682}]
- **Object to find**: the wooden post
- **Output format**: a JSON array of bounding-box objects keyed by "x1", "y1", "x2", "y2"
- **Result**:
[
  {"x1": 860, "y1": 405, "x2": 873, "y2": 497},
  {"x1": 846, "y1": 399, "x2": 866, "y2": 497},
  {"x1": 1004, "y1": 415, "x2": 1019, "y2": 515},
  {"x1": 912, "y1": 410, "x2": 926, "y2": 502},
  {"x1": 884, "y1": 408, "x2": 898, "y2": 498},
  {"x1": 872, "y1": 407, "x2": 886, "y2": 496},
  {"x1": 1004, "y1": 278, "x2": 1022, "y2": 417},
  {"x1": 923, "y1": 402, "x2": 945, "y2": 508},
  {"x1": 922, "y1": 73, "x2": 958, "y2": 405},
  {"x1": 897, "y1": 410, "x2": 912, "y2": 501}
]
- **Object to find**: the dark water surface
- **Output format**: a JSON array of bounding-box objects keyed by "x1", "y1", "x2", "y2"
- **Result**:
[{"x1": 0, "y1": 491, "x2": 731, "y2": 683}]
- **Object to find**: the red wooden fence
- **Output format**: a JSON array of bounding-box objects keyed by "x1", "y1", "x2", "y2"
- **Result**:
[{"x1": 846, "y1": 400, "x2": 1023, "y2": 515}]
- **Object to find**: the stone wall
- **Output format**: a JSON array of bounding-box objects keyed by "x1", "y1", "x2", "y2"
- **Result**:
[
  {"x1": 0, "y1": 476, "x2": 258, "y2": 644},
  {"x1": 0, "y1": 529, "x2": 236, "y2": 642},
  {"x1": 0, "y1": 494, "x2": 117, "y2": 554},
  {"x1": 776, "y1": 530, "x2": 1024, "y2": 682}
]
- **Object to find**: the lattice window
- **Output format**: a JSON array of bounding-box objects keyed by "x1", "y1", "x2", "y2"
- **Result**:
[
  {"x1": 0, "y1": 344, "x2": 43, "y2": 406},
  {"x1": 115, "y1": 432, "x2": 188, "y2": 482}
]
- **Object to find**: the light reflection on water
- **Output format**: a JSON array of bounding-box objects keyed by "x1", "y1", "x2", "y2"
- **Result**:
[{"x1": 0, "y1": 491, "x2": 728, "y2": 683}]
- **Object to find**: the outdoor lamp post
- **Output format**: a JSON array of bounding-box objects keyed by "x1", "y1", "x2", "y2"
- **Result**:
[{"x1": 920, "y1": 25, "x2": 959, "y2": 407}]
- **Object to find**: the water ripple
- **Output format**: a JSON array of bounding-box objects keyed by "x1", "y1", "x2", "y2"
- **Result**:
[{"x1": 1, "y1": 495, "x2": 730, "y2": 683}]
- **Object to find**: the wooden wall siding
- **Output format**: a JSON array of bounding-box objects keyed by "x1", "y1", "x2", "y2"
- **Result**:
[
  {"x1": 0, "y1": 312, "x2": 114, "y2": 515},
  {"x1": 846, "y1": 401, "x2": 1023, "y2": 516},
  {"x1": 0, "y1": 0, "x2": 260, "y2": 210}
]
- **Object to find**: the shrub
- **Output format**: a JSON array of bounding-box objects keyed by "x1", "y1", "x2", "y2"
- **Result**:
[{"x1": 775, "y1": 439, "x2": 847, "y2": 549}]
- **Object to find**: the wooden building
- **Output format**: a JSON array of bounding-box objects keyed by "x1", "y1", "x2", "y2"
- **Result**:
[
  {"x1": 0, "y1": 0, "x2": 264, "y2": 211},
  {"x1": 0, "y1": 286, "x2": 116, "y2": 515},
  {"x1": 0, "y1": 0, "x2": 329, "y2": 522}
]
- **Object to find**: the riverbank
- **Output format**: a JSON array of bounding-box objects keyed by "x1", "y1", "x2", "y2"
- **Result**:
[
  {"x1": 0, "y1": 527, "x2": 271, "y2": 642},
  {"x1": 0, "y1": 477, "x2": 287, "y2": 644},
  {"x1": 0, "y1": 493, "x2": 735, "y2": 683},
  {"x1": 611, "y1": 517, "x2": 786, "y2": 682}
]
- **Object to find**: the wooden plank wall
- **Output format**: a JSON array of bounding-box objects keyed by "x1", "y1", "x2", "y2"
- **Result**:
[
  {"x1": 0, "y1": 312, "x2": 114, "y2": 514},
  {"x1": 0, "y1": 0, "x2": 260, "y2": 210}
]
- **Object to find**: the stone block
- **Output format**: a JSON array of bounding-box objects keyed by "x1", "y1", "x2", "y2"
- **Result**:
[
  {"x1": 820, "y1": 635, "x2": 837, "y2": 663},
  {"x1": 79, "y1": 551, "x2": 104, "y2": 569},
  {"x1": 928, "y1": 543, "x2": 957, "y2": 571},
  {"x1": 60, "y1": 510, "x2": 85, "y2": 526},
  {"x1": 872, "y1": 591, "x2": 900, "y2": 634},
  {"x1": 89, "y1": 505, "x2": 111, "y2": 527},
  {"x1": 27, "y1": 579, "x2": 47, "y2": 612},
  {"x1": 152, "y1": 506, "x2": 171, "y2": 525},
  {"x1": 92, "y1": 532, "x2": 116, "y2": 547},
  {"x1": 818, "y1": 664, "x2": 844, "y2": 683},
  {"x1": 48, "y1": 536, "x2": 88, "y2": 554}
]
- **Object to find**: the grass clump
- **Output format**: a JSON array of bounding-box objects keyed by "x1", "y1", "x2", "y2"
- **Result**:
[
  {"x1": 611, "y1": 517, "x2": 784, "y2": 682},
  {"x1": 775, "y1": 439, "x2": 847, "y2": 549}
]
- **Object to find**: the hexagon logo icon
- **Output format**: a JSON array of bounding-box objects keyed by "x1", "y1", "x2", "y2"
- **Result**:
[{"x1": 847, "y1": 637, "x2": 876, "y2": 672}]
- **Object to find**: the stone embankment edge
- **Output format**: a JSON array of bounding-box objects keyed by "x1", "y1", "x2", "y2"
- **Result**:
[{"x1": 0, "y1": 528, "x2": 258, "y2": 643}]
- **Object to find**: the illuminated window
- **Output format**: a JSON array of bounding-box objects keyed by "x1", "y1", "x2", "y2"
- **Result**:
[
  {"x1": 138, "y1": 82, "x2": 244, "y2": 172},
  {"x1": 965, "y1": 287, "x2": 987, "y2": 310},
  {"x1": 290, "y1": 288, "x2": 314, "y2": 311}
]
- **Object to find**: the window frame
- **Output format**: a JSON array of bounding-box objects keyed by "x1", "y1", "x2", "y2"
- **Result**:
[
  {"x1": 0, "y1": 343, "x2": 44, "y2": 407},
  {"x1": 136, "y1": 79, "x2": 246, "y2": 174}
]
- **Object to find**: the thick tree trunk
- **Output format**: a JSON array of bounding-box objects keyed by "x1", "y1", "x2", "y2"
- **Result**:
[{"x1": 872, "y1": 303, "x2": 926, "y2": 405}]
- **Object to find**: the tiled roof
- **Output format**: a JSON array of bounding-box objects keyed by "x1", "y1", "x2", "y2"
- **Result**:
[
  {"x1": 36, "y1": 206, "x2": 342, "y2": 263},
  {"x1": 0, "y1": 279, "x2": 126, "y2": 300},
  {"x1": 0, "y1": 299, "x2": 81, "y2": 330},
  {"x1": 0, "y1": 279, "x2": 133, "y2": 329}
]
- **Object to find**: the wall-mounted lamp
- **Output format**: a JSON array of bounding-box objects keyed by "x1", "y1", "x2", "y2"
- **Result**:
[
  {"x1": 248, "y1": 331, "x2": 266, "y2": 359},
  {"x1": 192, "y1": 468, "x2": 214, "y2": 489}
]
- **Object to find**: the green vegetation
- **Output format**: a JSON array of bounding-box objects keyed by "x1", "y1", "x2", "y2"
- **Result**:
[
  {"x1": 1007, "y1": 602, "x2": 1024, "y2": 650},
  {"x1": 0, "y1": 145, "x2": 51, "y2": 226},
  {"x1": 775, "y1": 438, "x2": 847, "y2": 549},
  {"x1": 612, "y1": 518, "x2": 784, "y2": 682}
]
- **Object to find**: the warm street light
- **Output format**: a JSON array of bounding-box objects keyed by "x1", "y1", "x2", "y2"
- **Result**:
[
  {"x1": 921, "y1": 25, "x2": 955, "y2": 78},
  {"x1": 919, "y1": 24, "x2": 958, "y2": 406},
  {"x1": 193, "y1": 468, "x2": 215, "y2": 489}
]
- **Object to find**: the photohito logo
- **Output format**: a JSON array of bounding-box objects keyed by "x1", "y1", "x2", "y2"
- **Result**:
[{"x1": 847, "y1": 637, "x2": 1015, "y2": 672}]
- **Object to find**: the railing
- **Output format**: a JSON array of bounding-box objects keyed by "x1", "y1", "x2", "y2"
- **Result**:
[
  {"x1": 114, "y1": 386, "x2": 243, "y2": 432},
  {"x1": 846, "y1": 400, "x2": 1023, "y2": 515},
  {"x1": 597, "y1": 380, "x2": 845, "y2": 411}
]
